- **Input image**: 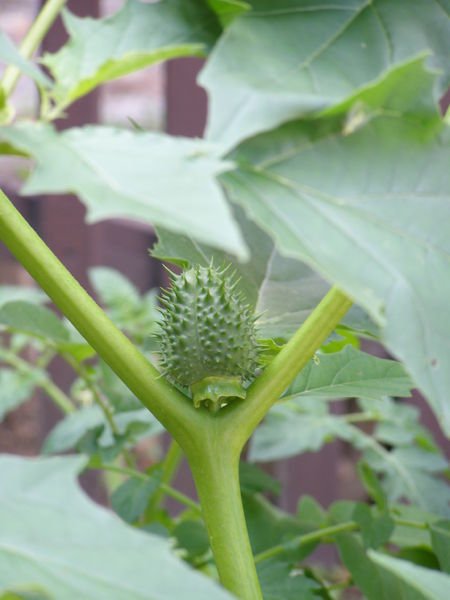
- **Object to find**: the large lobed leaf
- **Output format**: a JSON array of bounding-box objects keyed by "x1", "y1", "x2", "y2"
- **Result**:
[
  {"x1": 0, "y1": 454, "x2": 233, "y2": 600},
  {"x1": 224, "y1": 57, "x2": 450, "y2": 434},
  {"x1": 200, "y1": 0, "x2": 450, "y2": 148},
  {"x1": 42, "y1": 0, "x2": 221, "y2": 113},
  {"x1": 0, "y1": 123, "x2": 247, "y2": 259}
]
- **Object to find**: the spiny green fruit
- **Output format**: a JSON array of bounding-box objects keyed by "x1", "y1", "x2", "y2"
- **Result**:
[{"x1": 157, "y1": 264, "x2": 259, "y2": 412}]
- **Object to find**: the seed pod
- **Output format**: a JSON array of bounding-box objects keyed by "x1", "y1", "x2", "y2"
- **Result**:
[{"x1": 157, "y1": 264, "x2": 259, "y2": 412}]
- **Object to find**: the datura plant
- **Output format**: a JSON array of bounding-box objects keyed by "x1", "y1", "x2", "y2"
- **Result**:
[{"x1": 0, "y1": 1, "x2": 449, "y2": 600}]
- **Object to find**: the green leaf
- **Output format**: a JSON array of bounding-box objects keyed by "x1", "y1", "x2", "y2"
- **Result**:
[
  {"x1": 256, "y1": 251, "x2": 329, "y2": 339},
  {"x1": 42, "y1": 406, "x2": 162, "y2": 455},
  {"x1": 390, "y1": 504, "x2": 434, "y2": 549},
  {"x1": 369, "y1": 549, "x2": 450, "y2": 600},
  {"x1": 0, "y1": 454, "x2": 233, "y2": 600},
  {"x1": 0, "y1": 369, "x2": 41, "y2": 421},
  {"x1": 352, "y1": 503, "x2": 394, "y2": 549},
  {"x1": 0, "y1": 123, "x2": 247, "y2": 260},
  {"x1": 297, "y1": 496, "x2": 326, "y2": 530},
  {"x1": 89, "y1": 267, "x2": 140, "y2": 307},
  {"x1": 41, "y1": 405, "x2": 104, "y2": 454},
  {"x1": 239, "y1": 461, "x2": 281, "y2": 496},
  {"x1": 249, "y1": 399, "x2": 353, "y2": 462},
  {"x1": 0, "y1": 301, "x2": 70, "y2": 343},
  {"x1": 251, "y1": 393, "x2": 449, "y2": 517},
  {"x1": 338, "y1": 533, "x2": 450, "y2": 600},
  {"x1": 200, "y1": 1, "x2": 450, "y2": 148},
  {"x1": 224, "y1": 57, "x2": 450, "y2": 433},
  {"x1": 430, "y1": 520, "x2": 450, "y2": 573},
  {"x1": 98, "y1": 361, "x2": 142, "y2": 412},
  {"x1": 111, "y1": 475, "x2": 161, "y2": 524},
  {"x1": 0, "y1": 31, "x2": 51, "y2": 89},
  {"x1": 256, "y1": 558, "x2": 320, "y2": 600},
  {"x1": 365, "y1": 445, "x2": 450, "y2": 518},
  {"x1": 243, "y1": 492, "x2": 316, "y2": 561},
  {"x1": 287, "y1": 346, "x2": 413, "y2": 401},
  {"x1": 357, "y1": 461, "x2": 388, "y2": 511},
  {"x1": 88, "y1": 269, "x2": 160, "y2": 345},
  {"x1": 173, "y1": 520, "x2": 210, "y2": 560},
  {"x1": 42, "y1": 0, "x2": 221, "y2": 112},
  {"x1": 0, "y1": 286, "x2": 47, "y2": 307},
  {"x1": 207, "y1": 0, "x2": 250, "y2": 27}
]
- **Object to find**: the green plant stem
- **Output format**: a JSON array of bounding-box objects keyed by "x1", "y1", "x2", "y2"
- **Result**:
[
  {"x1": 220, "y1": 287, "x2": 353, "y2": 448},
  {"x1": 0, "y1": 189, "x2": 202, "y2": 450},
  {"x1": 0, "y1": 346, "x2": 74, "y2": 414},
  {"x1": 0, "y1": 0, "x2": 67, "y2": 98},
  {"x1": 147, "y1": 439, "x2": 184, "y2": 515},
  {"x1": 188, "y1": 435, "x2": 263, "y2": 600},
  {"x1": 255, "y1": 521, "x2": 359, "y2": 563},
  {"x1": 394, "y1": 518, "x2": 428, "y2": 530},
  {"x1": 343, "y1": 411, "x2": 382, "y2": 423},
  {"x1": 93, "y1": 463, "x2": 201, "y2": 514},
  {"x1": 254, "y1": 517, "x2": 428, "y2": 564}
]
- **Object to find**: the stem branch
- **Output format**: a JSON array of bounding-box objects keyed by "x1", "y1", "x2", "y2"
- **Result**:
[
  {"x1": 255, "y1": 516, "x2": 428, "y2": 564},
  {"x1": 221, "y1": 287, "x2": 353, "y2": 449},
  {"x1": 92, "y1": 463, "x2": 201, "y2": 514},
  {"x1": 0, "y1": 188, "x2": 202, "y2": 450},
  {"x1": 0, "y1": 346, "x2": 74, "y2": 414},
  {"x1": 147, "y1": 439, "x2": 184, "y2": 515},
  {"x1": 1, "y1": 0, "x2": 67, "y2": 98}
]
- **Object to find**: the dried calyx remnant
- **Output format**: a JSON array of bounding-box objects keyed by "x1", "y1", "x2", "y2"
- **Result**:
[{"x1": 157, "y1": 263, "x2": 259, "y2": 412}]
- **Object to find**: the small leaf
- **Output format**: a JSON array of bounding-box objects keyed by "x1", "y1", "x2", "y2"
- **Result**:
[
  {"x1": 0, "y1": 286, "x2": 47, "y2": 308},
  {"x1": 430, "y1": 520, "x2": 450, "y2": 573},
  {"x1": 257, "y1": 558, "x2": 320, "y2": 600},
  {"x1": 111, "y1": 475, "x2": 161, "y2": 524},
  {"x1": 357, "y1": 461, "x2": 388, "y2": 511},
  {"x1": 239, "y1": 462, "x2": 281, "y2": 497},
  {"x1": 297, "y1": 496, "x2": 326, "y2": 530},
  {"x1": 0, "y1": 31, "x2": 51, "y2": 89},
  {"x1": 390, "y1": 504, "x2": 435, "y2": 549},
  {"x1": 0, "y1": 301, "x2": 69, "y2": 343},
  {"x1": 41, "y1": 406, "x2": 104, "y2": 454},
  {"x1": 243, "y1": 493, "x2": 316, "y2": 562},
  {"x1": 173, "y1": 520, "x2": 210, "y2": 560},
  {"x1": 352, "y1": 503, "x2": 394, "y2": 549},
  {"x1": 0, "y1": 369, "x2": 41, "y2": 421},
  {"x1": 89, "y1": 267, "x2": 140, "y2": 308}
]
